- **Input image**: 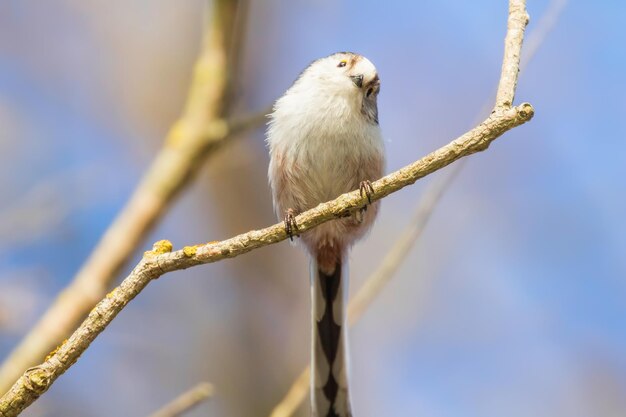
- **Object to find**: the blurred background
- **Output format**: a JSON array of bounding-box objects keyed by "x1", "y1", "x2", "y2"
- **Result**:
[{"x1": 1, "y1": 0, "x2": 625, "y2": 416}]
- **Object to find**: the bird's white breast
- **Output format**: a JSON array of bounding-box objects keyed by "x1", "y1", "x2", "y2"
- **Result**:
[{"x1": 268, "y1": 81, "x2": 383, "y2": 205}]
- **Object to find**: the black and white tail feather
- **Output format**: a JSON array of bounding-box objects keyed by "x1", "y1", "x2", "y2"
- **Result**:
[{"x1": 311, "y1": 257, "x2": 352, "y2": 417}]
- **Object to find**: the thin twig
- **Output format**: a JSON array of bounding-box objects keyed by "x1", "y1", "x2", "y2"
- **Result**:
[
  {"x1": 495, "y1": 0, "x2": 529, "y2": 108},
  {"x1": 147, "y1": 382, "x2": 213, "y2": 417},
  {"x1": 521, "y1": 0, "x2": 568, "y2": 70},
  {"x1": 0, "y1": 0, "x2": 258, "y2": 395}
]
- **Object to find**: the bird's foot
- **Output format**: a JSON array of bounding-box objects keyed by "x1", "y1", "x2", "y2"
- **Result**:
[
  {"x1": 359, "y1": 180, "x2": 374, "y2": 205},
  {"x1": 284, "y1": 208, "x2": 299, "y2": 241},
  {"x1": 355, "y1": 180, "x2": 375, "y2": 223}
]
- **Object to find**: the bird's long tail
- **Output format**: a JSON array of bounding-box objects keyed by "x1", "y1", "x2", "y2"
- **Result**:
[{"x1": 310, "y1": 246, "x2": 352, "y2": 417}]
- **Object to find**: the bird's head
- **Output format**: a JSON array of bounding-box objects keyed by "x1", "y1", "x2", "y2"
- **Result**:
[
  {"x1": 294, "y1": 52, "x2": 380, "y2": 124},
  {"x1": 306, "y1": 52, "x2": 380, "y2": 98}
]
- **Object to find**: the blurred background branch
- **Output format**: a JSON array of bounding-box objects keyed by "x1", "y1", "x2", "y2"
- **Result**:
[
  {"x1": 147, "y1": 382, "x2": 213, "y2": 417},
  {"x1": 0, "y1": 0, "x2": 260, "y2": 395}
]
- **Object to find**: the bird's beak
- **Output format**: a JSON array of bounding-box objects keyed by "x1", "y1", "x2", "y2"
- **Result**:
[
  {"x1": 350, "y1": 74, "x2": 364, "y2": 88},
  {"x1": 364, "y1": 74, "x2": 380, "y2": 97}
]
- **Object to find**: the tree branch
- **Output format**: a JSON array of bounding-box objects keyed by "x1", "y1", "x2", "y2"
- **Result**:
[
  {"x1": 495, "y1": 0, "x2": 529, "y2": 108},
  {"x1": 0, "y1": 1, "x2": 532, "y2": 416},
  {"x1": 0, "y1": 0, "x2": 261, "y2": 395}
]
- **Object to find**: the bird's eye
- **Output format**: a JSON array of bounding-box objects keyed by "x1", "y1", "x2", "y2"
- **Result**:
[{"x1": 337, "y1": 60, "x2": 347, "y2": 68}]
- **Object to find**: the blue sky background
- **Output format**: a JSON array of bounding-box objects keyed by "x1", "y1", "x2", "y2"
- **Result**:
[{"x1": 1, "y1": 1, "x2": 625, "y2": 416}]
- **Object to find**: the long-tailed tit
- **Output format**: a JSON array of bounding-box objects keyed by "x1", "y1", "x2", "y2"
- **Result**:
[{"x1": 267, "y1": 52, "x2": 385, "y2": 417}]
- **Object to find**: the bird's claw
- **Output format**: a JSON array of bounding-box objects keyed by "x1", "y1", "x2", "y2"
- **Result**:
[
  {"x1": 284, "y1": 208, "x2": 299, "y2": 241},
  {"x1": 359, "y1": 180, "x2": 374, "y2": 205}
]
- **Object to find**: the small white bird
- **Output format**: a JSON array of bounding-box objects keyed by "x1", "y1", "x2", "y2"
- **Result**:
[{"x1": 267, "y1": 52, "x2": 385, "y2": 417}]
